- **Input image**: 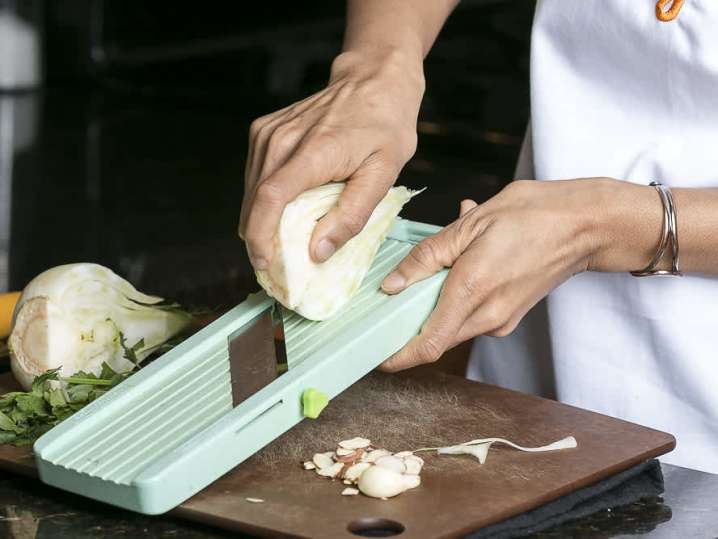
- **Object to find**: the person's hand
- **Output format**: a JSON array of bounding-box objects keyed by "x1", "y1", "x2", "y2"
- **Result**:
[
  {"x1": 239, "y1": 50, "x2": 425, "y2": 269},
  {"x1": 378, "y1": 178, "x2": 662, "y2": 372}
]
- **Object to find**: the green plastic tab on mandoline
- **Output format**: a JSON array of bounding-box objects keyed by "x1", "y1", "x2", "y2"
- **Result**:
[{"x1": 302, "y1": 388, "x2": 329, "y2": 419}]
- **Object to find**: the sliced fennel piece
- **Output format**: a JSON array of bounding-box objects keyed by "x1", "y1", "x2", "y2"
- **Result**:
[
  {"x1": 437, "y1": 444, "x2": 491, "y2": 464},
  {"x1": 9, "y1": 263, "x2": 191, "y2": 390},
  {"x1": 458, "y1": 436, "x2": 578, "y2": 452},
  {"x1": 415, "y1": 436, "x2": 577, "y2": 464},
  {"x1": 256, "y1": 183, "x2": 419, "y2": 321}
]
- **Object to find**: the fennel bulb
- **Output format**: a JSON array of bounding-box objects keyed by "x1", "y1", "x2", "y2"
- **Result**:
[
  {"x1": 256, "y1": 183, "x2": 417, "y2": 321},
  {"x1": 9, "y1": 263, "x2": 191, "y2": 390}
]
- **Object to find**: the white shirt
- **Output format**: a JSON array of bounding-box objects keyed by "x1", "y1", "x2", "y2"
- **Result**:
[{"x1": 469, "y1": 0, "x2": 718, "y2": 474}]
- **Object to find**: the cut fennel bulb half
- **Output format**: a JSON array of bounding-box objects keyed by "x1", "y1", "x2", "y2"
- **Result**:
[
  {"x1": 9, "y1": 263, "x2": 191, "y2": 390},
  {"x1": 256, "y1": 183, "x2": 418, "y2": 321}
]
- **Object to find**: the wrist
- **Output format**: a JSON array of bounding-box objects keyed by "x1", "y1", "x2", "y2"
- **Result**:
[
  {"x1": 330, "y1": 47, "x2": 425, "y2": 95},
  {"x1": 586, "y1": 179, "x2": 665, "y2": 273}
]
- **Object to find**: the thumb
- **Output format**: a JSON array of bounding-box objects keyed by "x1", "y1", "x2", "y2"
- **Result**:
[
  {"x1": 310, "y1": 153, "x2": 400, "y2": 263},
  {"x1": 382, "y1": 200, "x2": 477, "y2": 294},
  {"x1": 244, "y1": 133, "x2": 358, "y2": 268},
  {"x1": 381, "y1": 230, "x2": 457, "y2": 295}
]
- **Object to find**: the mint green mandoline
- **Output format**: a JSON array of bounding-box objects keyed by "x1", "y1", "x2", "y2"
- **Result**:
[{"x1": 33, "y1": 219, "x2": 448, "y2": 515}]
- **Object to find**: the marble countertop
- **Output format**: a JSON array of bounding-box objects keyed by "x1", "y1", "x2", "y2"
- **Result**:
[
  {"x1": 530, "y1": 464, "x2": 718, "y2": 538},
  {"x1": 1, "y1": 462, "x2": 716, "y2": 538}
]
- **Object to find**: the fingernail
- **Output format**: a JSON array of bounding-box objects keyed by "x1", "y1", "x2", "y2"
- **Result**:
[
  {"x1": 252, "y1": 257, "x2": 268, "y2": 270},
  {"x1": 315, "y1": 239, "x2": 336, "y2": 262},
  {"x1": 382, "y1": 272, "x2": 406, "y2": 293}
]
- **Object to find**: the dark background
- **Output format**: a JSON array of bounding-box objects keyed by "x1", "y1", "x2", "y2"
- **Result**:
[{"x1": 2, "y1": 0, "x2": 534, "y2": 309}]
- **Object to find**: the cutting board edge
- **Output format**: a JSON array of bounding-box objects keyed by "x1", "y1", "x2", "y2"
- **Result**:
[
  {"x1": 439, "y1": 436, "x2": 677, "y2": 539},
  {"x1": 171, "y1": 505, "x2": 311, "y2": 539}
]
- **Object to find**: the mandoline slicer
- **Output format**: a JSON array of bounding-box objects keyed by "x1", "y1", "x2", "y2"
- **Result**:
[{"x1": 33, "y1": 219, "x2": 448, "y2": 515}]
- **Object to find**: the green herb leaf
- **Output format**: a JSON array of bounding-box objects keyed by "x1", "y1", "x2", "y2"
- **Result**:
[
  {"x1": 31, "y1": 368, "x2": 61, "y2": 395},
  {"x1": 0, "y1": 363, "x2": 137, "y2": 446},
  {"x1": 8, "y1": 408, "x2": 28, "y2": 425},
  {"x1": 100, "y1": 361, "x2": 118, "y2": 380},
  {"x1": 69, "y1": 370, "x2": 98, "y2": 380},
  {"x1": 66, "y1": 384, "x2": 94, "y2": 403},
  {"x1": 15, "y1": 394, "x2": 48, "y2": 416},
  {"x1": 47, "y1": 389, "x2": 67, "y2": 408},
  {"x1": 108, "y1": 374, "x2": 126, "y2": 387},
  {"x1": 119, "y1": 333, "x2": 145, "y2": 365},
  {"x1": 0, "y1": 410, "x2": 21, "y2": 433},
  {"x1": 0, "y1": 431, "x2": 17, "y2": 444},
  {"x1": 61, "y1": 377, "x2": 113, "y2": 386},
  {"x1": 0, "y1": 392, "x2": 23, "y2": 409}
]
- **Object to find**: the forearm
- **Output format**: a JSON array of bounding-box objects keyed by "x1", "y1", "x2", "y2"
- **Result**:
[
  {"x1": 332, "y1": 0, "x2": 458, "y2": 83},
  {"x1": 671, "y1": 188, "x2": 718, "y2": 273},
  {"x1": 589, "y1": 180, "x2": 718, "y2": 275},
  {"x1": 343, "y1": 0, "x2": 458, "y2": 60}
]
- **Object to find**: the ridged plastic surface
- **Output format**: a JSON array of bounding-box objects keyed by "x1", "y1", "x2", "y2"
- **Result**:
[
  {"x1": 41, "y1": 345, "x2": 233, "y2": 485},
  {"x1": 34, "y1": 219, "x2": 446, "y2": 514},
  {"x1": 283, "y1": 239, "x2": 412, "y2": 369}
]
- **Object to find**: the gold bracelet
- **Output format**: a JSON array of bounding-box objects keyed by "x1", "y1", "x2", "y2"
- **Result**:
[{"x1": 630, "y1": 181, "x2": 682, "y2": 277}]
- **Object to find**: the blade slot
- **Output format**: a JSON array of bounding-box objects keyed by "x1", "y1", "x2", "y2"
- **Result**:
[{"x1": 227, "y1": 305, "x2": 284, "y2": 406}]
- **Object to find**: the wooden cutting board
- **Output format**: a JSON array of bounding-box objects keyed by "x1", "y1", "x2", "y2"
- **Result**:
[{"x1": 0, "y1": 368, "x2": 675, "y2": 539}]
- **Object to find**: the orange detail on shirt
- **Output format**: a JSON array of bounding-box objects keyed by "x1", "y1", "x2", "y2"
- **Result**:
[{"x1": 656, "y1": 0, "x2": 685, "y2": 21}]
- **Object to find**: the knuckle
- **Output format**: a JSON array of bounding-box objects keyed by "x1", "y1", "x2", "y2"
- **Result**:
[
  {"x1": 244, "y1": 225, "x2": 260, "y2": 248},
  {"x1": 238, "y1": 207, "x2": 247, "y2": 231},
  {"x1": 503, "y1": 179, "x2": 532, "y2": 197},
  {"x1": 455, "y1": 210, "x2": 481, "y2": 240},
  {"x1": 249, "y1": 116, "x2": 269, "y2": 138},
  {"x1": 337, "y1": 210, "x2": 368, "y2": 238},
  {"x1": 254, "y1": 180, "x2": 284, "y2": 206},
  {"x1": 276, "y1": 118, "x2": 302, "y2": 137},
  {"x1": 248, "y1": 119, "x2": 261, "y2": 138},
  {"x1": 378, "y1": 133, "x2": 417, "y2": 167},
  {"x1": 267, "y1": 125, "x2": 298, "y2": 156},
  {"x1": 307, "y1": 127, "x2": 342, "y2": 153},
  {"x1": 457, "y1": 274, "x2": 479, "y2": 299},
  {"x1": 417, "y1": 337, "x2": 444, "y2": 363},
  {"x1": 305, "y1": 128, "x2": 350, "y2": 171},
  {"x1": 363, "y1": 152, "x2": 399, "y2": 177},
  {"x1": 409, "y1": 239, "x2": 441, "y2": 270},
  {"x1": 487, "y1": 323, "x2": 516, "y2": 338},
  {"x1": 482, "y1": 302, "x2": 510, "y2": 332},
  {"x1": 397, "y1": 131, "x2": 418, "y2": 160}
]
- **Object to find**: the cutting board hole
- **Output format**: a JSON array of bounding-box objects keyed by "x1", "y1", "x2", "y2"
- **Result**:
[{"x1": 348, "y1": 518, "x2": 405, "y2": 537}]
